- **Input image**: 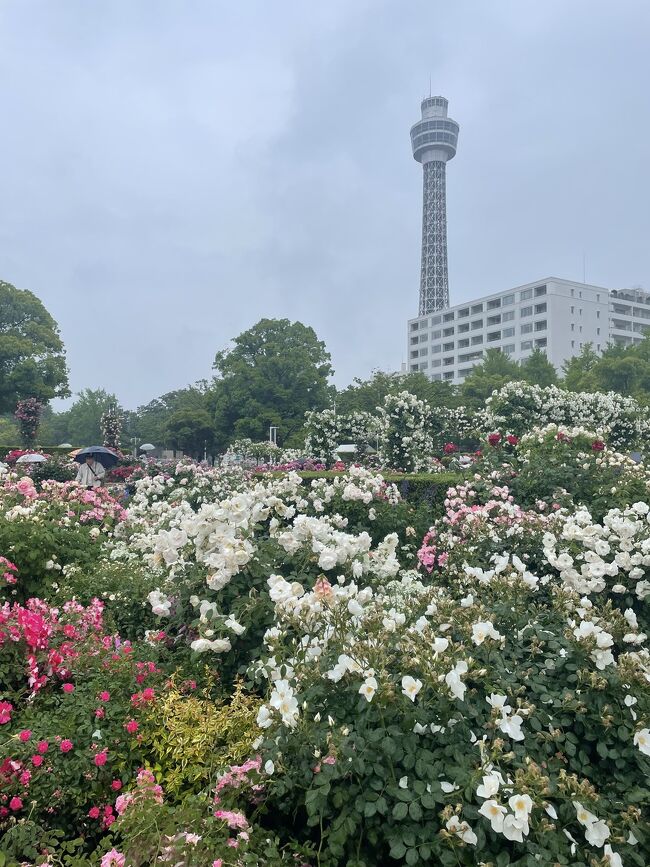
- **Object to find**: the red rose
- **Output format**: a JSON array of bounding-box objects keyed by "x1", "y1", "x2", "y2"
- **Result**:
[
  {"x1": 487, "y1": 433, "x2": 501, "y2": 447},
  {"x1": 506, "y1": 435, "x2": 519, "y2": 446},
  {"x1": 591, "y1": 440, "x2": 605, "y2": 451}
]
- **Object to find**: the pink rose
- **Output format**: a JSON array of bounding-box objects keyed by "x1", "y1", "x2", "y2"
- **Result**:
[
  {"x1": 9, "y1": 796, "x2": 23, "y2": 811},
  {"x1": 94, "y1": 751, "x2": 108, "y2": 767},
  {"x1": 60, "y1": 739, "x2": 73, "y2": 753},
  {"x1": 19, "y1": 729, "x2": 31, "y2": 742}
]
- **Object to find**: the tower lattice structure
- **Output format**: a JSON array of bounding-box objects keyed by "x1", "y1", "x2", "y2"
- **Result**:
[{"x1": 410, "y1": 96, "x2": 459, "y2": 315}]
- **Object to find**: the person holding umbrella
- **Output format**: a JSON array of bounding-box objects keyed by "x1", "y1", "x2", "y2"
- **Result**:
[
  {"x1": 74, "y1": 447, "x2": 118, "y2": 489},
  {"x1": 75, "y1": 453, "x2": 105, "y2": 489}
]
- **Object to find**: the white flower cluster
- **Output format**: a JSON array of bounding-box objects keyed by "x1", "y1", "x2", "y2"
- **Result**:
[{"x1": 484, "y1": 382, "x2": 649, "y2": 451}]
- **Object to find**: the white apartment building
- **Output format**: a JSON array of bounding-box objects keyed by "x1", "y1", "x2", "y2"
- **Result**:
[{"x1": 406, "y1": 277, "x2": 650, "y2": 384}]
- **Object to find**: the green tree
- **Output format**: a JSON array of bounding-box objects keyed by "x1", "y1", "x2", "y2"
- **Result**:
[
  {"x1": 0, "y1": 280, "x2": 70, "y2": 413},
  {"x1": 461, "y1": 349, "x2": 522, "y2": 407},
  {"x1": 46, "y1": 389, "x2": 121, "y2": 446},
  {"x1": 520, "y1": 347, "x2": 558, "y2": 387},
  {"x1": 212, "y1": 319, "x2": 333, "y2": 451},
  {"x1": 561, "y1": 343, "x2": 601, "y2": 392},
  {"x1": 130, "y1": 384, "x2": 212, "y2": 448},
  {"x1": 336, "y1": 370, "x2": 457, "y2": 414},
  {"x1": 592, "y1": 344, "x2": 648, "y2": 396},
  {"x1": 164, "y1": 408, "x2": 215, "y2": 459}
]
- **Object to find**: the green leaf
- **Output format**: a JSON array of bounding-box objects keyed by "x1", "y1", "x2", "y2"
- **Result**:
[{"x1": 392, "y1": 802, "x2": 408, "y2": 820}]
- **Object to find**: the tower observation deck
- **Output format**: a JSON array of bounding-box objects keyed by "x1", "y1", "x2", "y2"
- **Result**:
[{"x1": 410, "y1": 96, "x2": 459, "y2": 315}]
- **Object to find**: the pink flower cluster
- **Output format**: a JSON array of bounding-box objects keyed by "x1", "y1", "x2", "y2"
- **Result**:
[
  {"x1": 114, "y1": 768, "x2": 164, "y2": 818},
  {"x1": 0, "y1": 556, "x2": 18, "y2": 586},
  {"x1": 0, "y1": 596, "x2": 105, "y2": 694},
  {"x1": 213, "y1": 756, "x2": 262, "y2": 805},
  {"x1": 416, "y1": 529, "x2": 449, "y2": 574}
]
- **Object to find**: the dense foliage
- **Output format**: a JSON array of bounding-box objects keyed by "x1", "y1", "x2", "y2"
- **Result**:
[{"x1": 2, "y1": 408, "x2": 650, "y2": 865}]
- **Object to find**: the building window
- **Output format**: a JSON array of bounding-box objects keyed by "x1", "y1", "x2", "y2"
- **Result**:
[
  {"x1": 521, "y1": 306, "x2": 532, "y2": 317},
  {"x1": 502, "y1": 310, "x2": 515, "y2": 322},
  {"x1": 534, "y1": 285, "x2": 547, "y2": 297},
  {"x1": 503, "y1": 326, "x2": 515, "y2": 338},
  {"x1": 459, "y1": 350, "x2": 483, "y2": 363},
  {"x1": 571, "y1": 323, "x2": 575, "y2": 332},
  {"x1": 458, "y1": 338, "x2": 470, "y2": 348},
  {"x1": 410, "y1": 364, "x2": 418, "y2": 371},
  {"x1": 410, "y1": 350, "x2": 418, "y2": 359},
  {"x1": 597, "y1": 294, "x2": 600, "y2": 302},
  {"x1": 443, "y1": 326, "x2": 454, "y2": 337},
  {"x1": 520, "y1": 288, "x2": 533, "y2": 300},
  {"x1": 579, "y1": 325, "x2": 583, "y2": 333},
  {"x1": 443, "y1": 312, "x2": 454, "y2": 322},
  {"x1": 419, "y1": 347, "x2": 428, "y2": 356},
  {"x1": 443, "y1": 357, "x2": 454, "y2": 366},
  {"x1": 419, "y1": 361, "x2": 428, "y2": 370},
  {"x1": 443, "y1": 342, "x2": 454, "y2": 352},
  {"x1": 503, "y1": 343, "x2": 515, "y2": 354},
  {"x1": 535, "y1": 338, "x2": 547, "y2": 348},
  {"x1": 443, "y1": 372, "x2": 454, "y2": 381},
  {"x1": 521, "y1": 323, "x2": 533, "y2": 334},
  {"x1": 535, "y1": 302, "x2": 547, "y2": 314},
  {"x1": 597, "y1": 327, "x2": 600, "y2": 335},
  {"x1": 487, "y1": 298, "x2": 501, "y2": 310},
  {"x1": 521, "y1": 340, "x2": 533, "y2": 351},
  {"x1": 432, "y1": 329, "x2": 441, "y2": 339},
  {"x1": 431, "y1": 358, "x2": 441, "y2": 368},
  {"x1": 487, "y1": 331, "x2": 501, "y2": 342},
  {"x1": 458, "y1": 308, "x2": 470, "y2": 318},
  {"x1": 571, "y1": 306, "x2": 574, "y2": 314},
  {"x1": 419, "y1": 333, "x2": 429, "y2": 343},
  {"x1": 471, "y1": 319, "x2": 483, "y2": 329},
  {"x1": 579, "y1": 308, "x2": 583, "y2": 315},
  {"x1": 487, "y1": 314, "x2": 501, "y2": 325},
  {"x1": 571, "y1": 288, "x2": 574, "y2": 297},
  {"x1": 410, "y1": 336, "x2": 419, "y2": 345},
  {"x1": 471, "y1": 334, "x2": 483, "y2": 345},
  {"x1": 410, "y1": 322, "x2": 419, "y2": 331},
  {"x1": 471, "y1": 303, "x2": 483, "y2": 314},
  {"x1": 571, "y1": 340, "x2": 575, "y2": 348},
  {"x1": 597, "y1": 310, "x2": 600, "y2": 319},
  {"x1": 502, "y1": 294, "x2": 515, "y2": 305},
  {"x1": 432, "y1": 344, "x2": 441, "y2": 353},
  {"x1": 534, "y1": 320, "x2": 547, "y2": 332},
  {"x1": 458, "y1": 323, "x2": 470, "y2": 333}
]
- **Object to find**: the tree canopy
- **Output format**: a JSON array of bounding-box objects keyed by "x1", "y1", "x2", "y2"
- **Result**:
[
  {"x1": 0, "y1": 280, "x2": 70, "y2": 413},
  {"x1": 520, "y1": 347, "x2": 559, "y2": 387},
  {"x1": 212, "y1": 319, "x2": 333, "y2": 450},
  {"x1": 460, "y1": 349, "x2": 523, "y2": 407},
  {"x1": 336, "y1": 370, "x2": 458, "y2": 415},
  {"x1": 42, "y1": 388, "x2": 120, "y2": 446}
]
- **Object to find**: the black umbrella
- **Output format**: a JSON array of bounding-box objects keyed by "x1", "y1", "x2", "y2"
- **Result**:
[{"x1": 74, "y1": 446, "x2": 119, "y2": 468}]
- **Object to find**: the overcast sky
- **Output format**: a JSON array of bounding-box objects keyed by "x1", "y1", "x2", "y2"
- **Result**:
[{"x1": 1, "y1": 1, "x2": 649, "y2": 409}]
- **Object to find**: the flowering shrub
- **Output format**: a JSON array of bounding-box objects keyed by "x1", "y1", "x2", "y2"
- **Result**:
[
  {"x1": 484, "y1": 382, "x2": 649, "y2": 451},
  {"x1": 3, "y1": 411, "x2": 650, "y2": 864},
  {"x1": 14, "y1": 397, "x2": 43, "y2": 446},
  {"x1": 378, "y1": 392, "x2": 434, "y2": 472},
  {"x1": 101, "y1": 406, "x2": 123, "y2": 451}
]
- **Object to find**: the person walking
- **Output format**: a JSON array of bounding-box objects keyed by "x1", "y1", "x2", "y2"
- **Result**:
[{"x1": 75, "y1": 453, "x2": 105, "y2": 489}]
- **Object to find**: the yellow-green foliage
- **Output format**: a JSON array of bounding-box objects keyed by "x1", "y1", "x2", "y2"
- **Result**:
[{"x1": 139, "y1": 679, "x2": 261, "y2": 797}]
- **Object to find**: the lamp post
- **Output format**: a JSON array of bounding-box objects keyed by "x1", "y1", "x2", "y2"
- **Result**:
[{"x1": 269, "y1": 426, "x2": 278, "y2": 465}]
